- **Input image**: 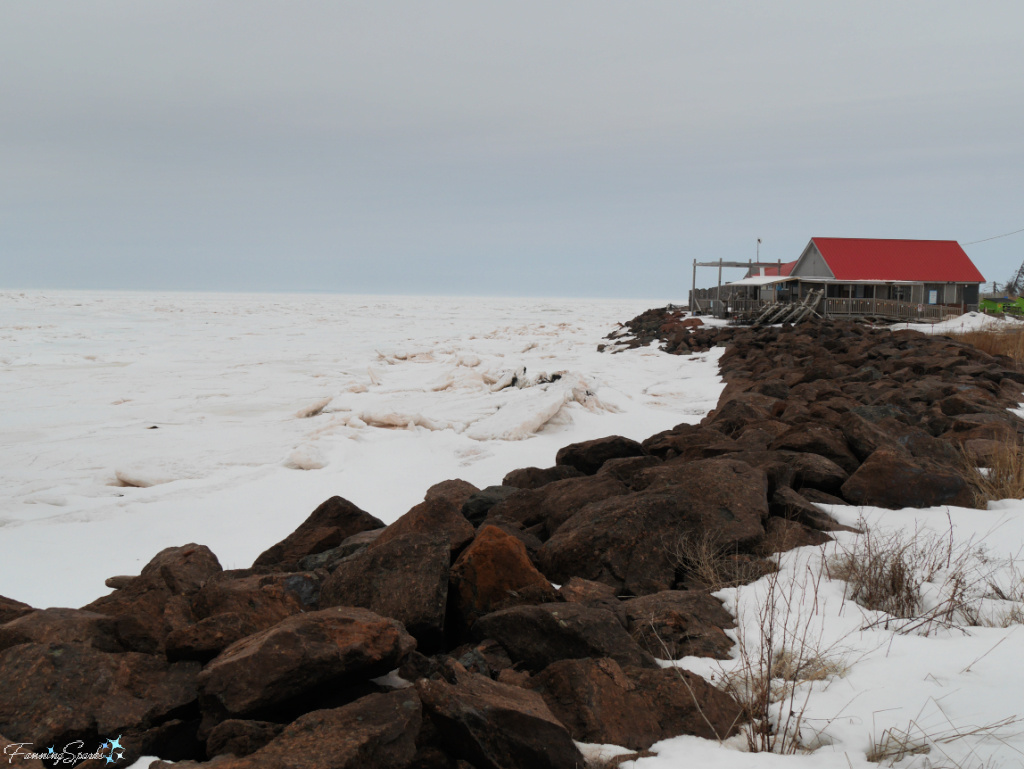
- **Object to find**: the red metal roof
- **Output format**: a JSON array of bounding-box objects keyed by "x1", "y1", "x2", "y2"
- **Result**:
[
  {"x1": 762, "y1": 261, "x2": 796, "y2": 277},
  {"x1": 810, "y1": 238, "x2": 985, "y2": 283}
]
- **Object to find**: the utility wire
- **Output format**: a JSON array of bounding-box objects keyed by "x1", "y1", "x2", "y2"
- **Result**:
[{"x1": 964, "y1": 226, "x2": 1024, "y2": 245}]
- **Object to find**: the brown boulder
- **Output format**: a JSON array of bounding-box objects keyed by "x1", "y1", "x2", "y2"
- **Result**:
[
  {"x1": 157, "y1": 690, "x2": 421, "y2": 769},
  {"x1": 472, "y1": 603, "x2": 655, "y2": 671},
  {"x1": 0, "y1": 608, "x2": 153, "y2": 655},
  {"x1": 252, "y1": 496, "x2": 383, "y2": 569},
  {"x1": 319, "y1": 533, "x2": 449, "y2": 650},
  {"x1": 623, "y1": 590, "x2": 735, "y2": 660},
  {"x1": 784, "y1": 452, "x2": 849, "y2": 493},
  {"x1": 424, "y1": 478, "x2": 480, "y2": 508},
  {"x1": 763, "y1": 517, "x2": 833, "y2": 553},
  {"x1": 417, "y1": 669, "x2": 583, "y2": 769},
  {"x1": 165, "y1": 572, "x2": 321, "y2": 662},
  {"x1": 555, "y1": 435, "x2": 647, "y2": 475},
  {"x1": 371, "y1": 497, "x2": 474, "y2": 556},
  {"x1": 771, "y1": 425, "x2": 860, "y2": 474},
  {"x1": 0, "y1": 596, "x2": 32, "y2": 626},
  {"x1": 539, "y1": 459, "x2": 768, "y2": 596},
  {"x1": 840, "y1": 448, "x2": 974, "y2": 509},
  {"x1": 449, "y1": 526, "x2": 557, "y2": 630},
  {"x1": 80, "y1": 544, "x2": 222, "y2": 653},
  {"x1": 206, "y1": 720, "x2": 284, "y2": 758},
  {"x1": 528, "y1": 658, "x2": 743, "y2": 749},
  {"x1": 501, "y1": 465, "x2": 584, "y2": 489},
  {"x1": 0, "y1": 642, "x2": 199, "y2": 752},
  {"x1": 486, "y1": 474, "x2": 630, "y2": 535},
  {"x1": 197, "y1": 607, "x2": 415, "y2": 717},
  {"x1": 140, "y1": 544, "x2": 223, "y2": 596},
  {"x1": 771, "y1": 487, "x2": 851, "y2": 531}
]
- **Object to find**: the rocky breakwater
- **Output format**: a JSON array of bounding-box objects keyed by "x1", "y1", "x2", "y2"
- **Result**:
[{"x1": 2, "y1": 314, "x2": 1022, "y2": 768}]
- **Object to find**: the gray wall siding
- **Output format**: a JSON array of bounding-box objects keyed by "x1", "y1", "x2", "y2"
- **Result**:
[{"x1": 791, "y1": 243, "x2": 835, "y2": 279}]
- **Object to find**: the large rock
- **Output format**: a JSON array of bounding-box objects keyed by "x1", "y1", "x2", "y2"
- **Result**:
[
  {"x1": 371, "y1": 497, "x2": 474, "y2": 556},
  {"x1": 417, "y1": 668, "x2": 584, "y2": 769},
  {"x1": 81, "y1": 544, "x2": 223, "y2": 653},
  {"x1": 527, "y1": 658, "x2": 743, "y2": 749},
  {"x1": 424, "y1": 478, "x2": 480, "y2": 508},
  {"x1": 840, "y1": 449, "x2": 974, "y2": 509},
  {"x1": 154, "y1": 690, "x2": 421, "y2": 769},
  {"x1": 166, "y1": 572, "x2": 321, "y2": 662},
  {"x1": 472, "y1": 603, "x2": 656, "y2": 671},
  {"x1": 0, "y1": 642, "x2": 199, "y2": 751},
  {"x1": 198, "y1": 607, "x2": 415, "y2": 717},
  {"x1": 319, "y1": 533, "x2": 449, "y2": 650},
  {"x1": 555, "y1": 435, "x2": 647, "y2": 475},
  {"x1": 206, "y1": 719, "x2": 284, "y2": 758},
  {"x1": 501, "y1": 465, "x2": 584, "y2": 490},
  {"x1": 485, "y1": 474, "x2": 630, "y2": 535},
  {"x1": 0, "y1": 608, "x2": 152, "y2": 655},
  {"x1": 461, "y1": 486, "x2": 520, "y2": 526},
  {"x1": 784, "y1": 452, "x2": 849, "y2": 493},
  {"x1": 771, "y1": 425, "x2": 860, "y2": 474},
  {"x1": 622, "y1": 590, "x2": 734, "y2": 660},
  {"x1": 139, "y1": 544, "x2": 223, "y2": 595},
  {"x1": 449, "y1": 526, "x2": 557, "y2": 631},
  {"x1": 252, "y1": 496, "x2": 384, "y2": 569},
  {"x1": 538, "y1": 459, "x2": 768, "y2": 595},
  {"x1": 0, "y1": 596, "x2": 32, "y2": 626}
]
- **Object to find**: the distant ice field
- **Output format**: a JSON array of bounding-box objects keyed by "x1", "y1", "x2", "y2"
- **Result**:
[{"x1": 0, "y1": 291, "x2": 725, "y2": 608}]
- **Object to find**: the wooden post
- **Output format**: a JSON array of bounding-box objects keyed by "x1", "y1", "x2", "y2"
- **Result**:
[
  {"x1": 717, "y1": 259, "x2": 723, "y2": 318},
  {"x1": 691, "y1": 259, "x2": 697, "y2": 314}
]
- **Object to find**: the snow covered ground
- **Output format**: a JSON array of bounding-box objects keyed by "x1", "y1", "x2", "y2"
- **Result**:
[
  {"x1": 0, "y1": 290, "x2": 723, "y2": 608},
  {"x1": 3, "y1": 291, "x2": 1023, "y2": 769}
]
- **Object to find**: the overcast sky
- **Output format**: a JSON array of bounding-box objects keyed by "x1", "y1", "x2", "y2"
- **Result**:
[{"x1": 2, "y1": 2, "x2": 1022, "y2": 297}]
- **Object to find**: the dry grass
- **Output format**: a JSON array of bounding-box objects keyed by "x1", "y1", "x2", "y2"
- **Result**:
[
  {"x1": 826, "y1": 517, "x2": 994, "y2": 635},
  {"x1": 713, "y1": 559, "x2": 854, "y2": 754},
  {"x1": 671, "y1": 530, "x2": 777, "y2": 591},
  {"x1": 960, "y1": 436, "x2": 1024, "y2": 507},
  {"x1": 867, "y1": 709, "x2": 1024, "y2": 767},
  {"x1": 949, "y1": 327, "x2": 1024, "y2": 364}
]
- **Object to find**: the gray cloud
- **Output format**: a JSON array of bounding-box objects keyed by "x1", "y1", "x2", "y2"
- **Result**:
[{"x1": 2, "y1": 2, "x2": 1022, "y2": 295}]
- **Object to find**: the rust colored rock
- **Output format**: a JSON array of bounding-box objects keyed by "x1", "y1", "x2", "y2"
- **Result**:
[
  {"x1": 155, "y1": 690, "x2": 421, "y2": 769},
  {"x1": 501, "y1": 465, "x2": 584, "y2": 490},
  {"x1": 320, "y1": 533, "x2": 449, "y2": 650},
  {"x1": 0, "y1": 608, "x2": 153, "y2": 655},
  {"x1": 417, "y1": 669, "x2": 583, "y2": 769},
  {"x1": 252, "y1": 496, "x2": 384, "y2": 569},
  {"x1": 0, "y1": 596, "x2": 32, "y2": 626},
  {"x1": 841, "y1": 448, "x2": 974, "y2": 509},
  {"x1": 539, "y1": 459, "x2": 768, "y2": 596},
  {"x1": 371, "y1": 496, "x2": 474, "y2": 556},
  {"x1": 623, "y1": 590, "x2": 735, "y2": 660},
  {"x1": 555, "y1": 435, "x2": 647, "y2": 475},
  {"x1": 528, "y1": 658, "x2": 743, "y2": 749},
  {"x1": 206, "y1": 719, "x2": 284, "y2": 758},
  {"x1": 0, "y1": 642, "x2": 199, "y2": 750},
  {"x1": 450, "y1": 526, "x2": 557, "y2": 630},
  {"x1": 472, "y1": 603, "x2": 655, "y2": 671},
  {"x1": 198, "y1": 607, "x2": 415, "y2": 717},
  {"x1": 424, "y1": 478, "x2": 480, "y2": 509},
  {"x1": 704, "y1": 397, "x2": 772, "y2": 438}
]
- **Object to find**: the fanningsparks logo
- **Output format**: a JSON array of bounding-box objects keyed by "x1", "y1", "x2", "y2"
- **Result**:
[{"x1": 3, "y1": 735, "x2": 126, "y2": 764}]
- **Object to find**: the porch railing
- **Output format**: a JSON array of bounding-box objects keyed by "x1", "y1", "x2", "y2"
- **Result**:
[{"x1": 823, "y1": 298, "x2": 965, "y2": 322}]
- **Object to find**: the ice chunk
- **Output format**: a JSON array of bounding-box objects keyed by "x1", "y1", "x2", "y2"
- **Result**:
[{"x1": 283, "y1": 444, "x2": 328, "y2": 470}]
